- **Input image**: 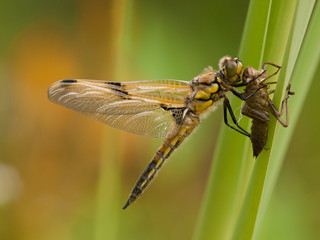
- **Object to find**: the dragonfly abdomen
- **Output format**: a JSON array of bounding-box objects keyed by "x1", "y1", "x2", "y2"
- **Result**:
[
  {"x1": 250, "y1": 119, "x2": 268, "y2": 157},
  {"x1": 123, "y1": 112, "x2": 199, "y2": 209}
]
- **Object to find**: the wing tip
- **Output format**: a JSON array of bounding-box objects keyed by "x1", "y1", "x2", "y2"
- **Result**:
[{"x1": 47, "y1": 79, "x2": 77, "y2": 102}]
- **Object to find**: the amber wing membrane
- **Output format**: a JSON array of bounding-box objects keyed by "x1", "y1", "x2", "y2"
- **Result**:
[{"x1": 48, "y1": 79, "x2": 191, "y2": 138}]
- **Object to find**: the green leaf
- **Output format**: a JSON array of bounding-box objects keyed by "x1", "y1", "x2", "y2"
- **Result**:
[
  {"x1": 232, "y1": 0, "x2": 300, "y2": 239},
  {"x1": 192, "y1": 0, "x2": 318, "y2": 239},
  {"x1": 254, "y1": 1, "x2": 319, "y2": 238},
  {"x1": 193, "y1": 1, "x2": 272, "y2": 240},
  {"x1": 94, "y1": 1, "x2": 134, "y2": 239}
]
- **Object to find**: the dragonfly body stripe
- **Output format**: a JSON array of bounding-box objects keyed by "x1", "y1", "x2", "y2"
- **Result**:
[{"x1": 156, "y1": 151, "x2": 166, "y2": 160}]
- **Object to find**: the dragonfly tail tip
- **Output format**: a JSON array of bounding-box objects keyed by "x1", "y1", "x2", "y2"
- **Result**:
[{"x1": 122, "y1": 200, "x2": 131, "y2": 210}]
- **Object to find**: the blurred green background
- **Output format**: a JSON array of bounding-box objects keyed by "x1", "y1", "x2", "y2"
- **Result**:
[{"x1": 1, "y1": 0, "x2": 320, "y2": 239}]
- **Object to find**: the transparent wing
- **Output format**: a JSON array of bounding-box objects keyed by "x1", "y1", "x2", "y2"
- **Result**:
[{"x1": 48, "y1": 79, "x2": 191, "y2": 138}]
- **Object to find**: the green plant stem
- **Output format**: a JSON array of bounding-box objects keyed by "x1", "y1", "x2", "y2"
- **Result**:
[
  {"x1": 193, "y1": 0, "x2": 309, "y2": 239},
  {"x1": 231, "y1": 1, "x2": 319, "y2": 239},
  {"x1": 94, "y1": 1, "x2": 132, "y2": 239},
  {"x1": 254, "y1": 1, "x2": 319, "y2": 238},
  {"x1": 95, "y1": 133, "x2": 122, "y2": 240},
  {"x1": 193, "y1": 1, "x2": 272, "y2": 240}
]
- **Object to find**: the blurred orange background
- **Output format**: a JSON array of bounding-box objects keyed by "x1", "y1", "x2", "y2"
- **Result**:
[{"x1": 1, "y1": 0, "x2": 320, "y2": 239}]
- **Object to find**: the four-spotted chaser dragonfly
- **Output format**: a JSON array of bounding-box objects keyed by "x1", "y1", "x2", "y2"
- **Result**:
[
  {"x1": 240, "y1": 63, "x2": 295, "y2": 157},
  {"x1": 48, "y1": 56, "x2": 260, "y2": 209}
]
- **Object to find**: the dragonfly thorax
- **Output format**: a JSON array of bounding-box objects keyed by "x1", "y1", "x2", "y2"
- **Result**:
[{"x1": 188, "y1": 71, "x2": 222, "y2": 114}]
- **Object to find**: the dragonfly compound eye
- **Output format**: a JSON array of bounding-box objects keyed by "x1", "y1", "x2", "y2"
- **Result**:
[
  {"x1": 235, "y1": 59, "x2": 243, "y2": 76},
  {"x1": 219, "y1": 56, "x2": 242, "y2": 79}
]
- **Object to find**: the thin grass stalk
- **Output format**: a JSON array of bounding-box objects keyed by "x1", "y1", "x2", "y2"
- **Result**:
[
  {"x1": 95, "y1": 134, "x2": 122, "y2": 240},
  {"x1": 94, "y1": 1, "x2": 131, "y2": 239}
]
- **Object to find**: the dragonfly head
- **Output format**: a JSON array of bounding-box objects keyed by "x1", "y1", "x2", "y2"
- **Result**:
[
  {"x1": 219, "y1": 56, "x2": 243, "y2": 84},
  {"x1": 242, "y1": 66, "x2": 265, "y2": 84},
  {"x1": 242, "y1": 66, "x2": 255, "y2": 84}
]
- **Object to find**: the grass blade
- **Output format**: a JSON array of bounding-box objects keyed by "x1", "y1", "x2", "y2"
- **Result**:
[
  {"x1": 254, "y1": 1, "x2": 319, "y2": 238},
  {"x1": 231, "y1": 1, "x2": 319, "y2": 239},
  {"x1": 193, "y1": 1, "x2": 272, "y2": 240},
  {"x1": 94, "y1": 1, "x2": 133, "y2": 239},
  {"x1": 94, "y1": 134, "x2": 122, "y2": 240}
]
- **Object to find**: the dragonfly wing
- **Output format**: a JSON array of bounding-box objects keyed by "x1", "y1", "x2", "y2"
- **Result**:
[{"x1": 48, "y1": 79, "x2": 191, "y2": 138}]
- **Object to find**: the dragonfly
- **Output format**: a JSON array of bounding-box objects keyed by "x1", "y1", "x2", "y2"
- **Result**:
[
  {"x1": 238, "y1": 63, "x2": 295, "y2": 157},
  {"x1": 48, "y1": 56, "x2": 260, "y2": 209}
]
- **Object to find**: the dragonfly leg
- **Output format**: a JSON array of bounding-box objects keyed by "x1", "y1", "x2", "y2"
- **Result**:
[
  {"x1": 268, "y1": 84, "x2": 295, "y2": 127},
  {"x1": 231, "y1": 70, "x2": 266, "y2": 87},
  {"x1": 262, "y1": 62, "x2": 281, "y2": 71},
  {"x1": 225, "y1": 97, "x2": 269, "y2": 151},
  {"x1": 231, "y1": 62, "x2": 280, "y2": 88},
  {"x1": 231, "y1": 86, "x2": 265, "y2": 101},
  {"x1": 258, "y1": 62, "x2": 281, "y2": 85},
  {"x1": 223, "y1": 97, "x2": 251, "y2": 137}
]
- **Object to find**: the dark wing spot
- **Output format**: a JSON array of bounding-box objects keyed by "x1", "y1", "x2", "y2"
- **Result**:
[
  {"x1": 104, "y1": 82, "x2": 128, "y2": 98},
  {"x1": 160, "y1": 104, "x2": 181, "y2": 111},
  {"x1": 108, "y1": 88, "x2": 129, "y2": 99},
  {"x1": 160, "y1": 104, "x2": 169, "y2": 111},
  {"x1": 61, "y1": 79, "x2": 77, "y2": 83},
  {"x1": 115, "y1": 89, "x2": 129, "y2": 96},
  {"x1": 105, "y1": 81, "x2": 121, "y2": 87}
]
